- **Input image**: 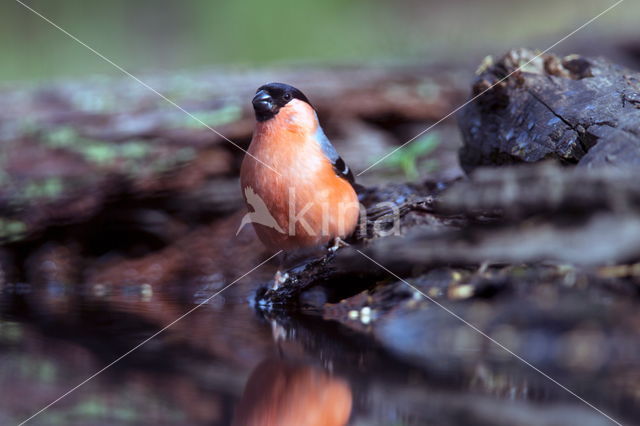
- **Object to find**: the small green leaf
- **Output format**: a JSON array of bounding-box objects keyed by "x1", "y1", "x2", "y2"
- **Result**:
[{"x1": 380, "y1": 133, "x2": 441, "y2": 179}]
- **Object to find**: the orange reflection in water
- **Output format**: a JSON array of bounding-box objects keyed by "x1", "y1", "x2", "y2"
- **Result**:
[{"x1": 233, "y1": 358, "x2": 353, "y2": 426}]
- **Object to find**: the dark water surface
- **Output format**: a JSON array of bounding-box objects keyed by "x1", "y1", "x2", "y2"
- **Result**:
[{"x1": 1, "y1": 272, "x2": 634, "y2": 426}]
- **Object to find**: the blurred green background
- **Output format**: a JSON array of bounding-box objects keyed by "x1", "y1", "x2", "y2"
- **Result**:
[{"x1": 0, "y1": 0, "x2": 636, "y2": 83}]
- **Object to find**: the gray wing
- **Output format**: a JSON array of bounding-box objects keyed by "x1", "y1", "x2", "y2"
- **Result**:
[{"x1": 315, "y1": 126, "x2": 356, "y2": 188}]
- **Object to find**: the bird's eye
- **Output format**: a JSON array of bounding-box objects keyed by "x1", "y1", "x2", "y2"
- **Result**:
[{"x1": 283, "y1": 93, "x2": 292, "y2": 101}]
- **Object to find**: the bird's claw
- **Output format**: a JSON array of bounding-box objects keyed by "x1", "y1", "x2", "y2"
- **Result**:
[
  {"x1": 272, "y1": 270, "x2": 289, "y2": 290},
  {"x1": 328, "y1": 237, "x2": 349, "y2": 253}
]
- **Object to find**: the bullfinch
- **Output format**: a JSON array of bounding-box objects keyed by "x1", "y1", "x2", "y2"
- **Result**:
[{"x1": 240, "y1": 83, "x2": 360, "y2": 254}]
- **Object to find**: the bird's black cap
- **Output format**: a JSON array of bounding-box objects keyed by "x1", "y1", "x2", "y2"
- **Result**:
[{"x1": 252, "y1": 82, "x2": 312, "y2": 122}]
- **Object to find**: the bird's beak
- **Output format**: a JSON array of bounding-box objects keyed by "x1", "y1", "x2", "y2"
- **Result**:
[{"x1": 252, "y1": 90, "x2": 274, "y2": 114}]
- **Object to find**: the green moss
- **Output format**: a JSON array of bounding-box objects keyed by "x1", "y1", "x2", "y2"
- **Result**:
[
  {"x1": 175, "y1": 147, "x2": 196, "y2": 162},
  {"x1": 17, "y1": 117, "x2": 39, "y2": 134},
  {"x1": 74, "y1": 399, "x2": 108, "y2": 417},
  {"x1": 417, "y1": 79, "x2": 441, "y2": 100},
  {"x1": 0, "y1": 321, "x2": 23, "y2": 342},
  {"x1": 145, "y1": 147, "x2": 196, "y2": 173},
  {"x1": 111, "y1": 406, "x2": 138, "y2": 422},
  {"x1": 0, "y1": 218, "x2": 27, "y2": 242},
  {"x1": 120, "y1": 141, "x2": 150, "y2": 159},
  {"x1": 38, "y1": 360, "x2": 58, "y2": 383},
  {"x1": 42, "y1": 125, "x2": 158, "y2": 167},
  {"x1": 176, "y1": 104, "x2": 242, "y2": 129},
  {"x1": 44, "y1": 126, "x2": 79, "y2": 148},
  {"x1": 21, "y1": 178, "x2": 65, "y2": 200},
  {"x1": 81, "y1": 143, "x2": 118, "y2": 165},
  {"x1": 71, "y1": 89, "x2": 114, "y2": 113}
]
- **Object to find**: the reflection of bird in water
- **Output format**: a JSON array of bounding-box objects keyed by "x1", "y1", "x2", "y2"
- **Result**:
[
  {"x1": 236, "y1": 186, "x2": 285, "y2": 236},
  {"x1": 232, "y1": 358, "x2": 352, "y2": 426}
]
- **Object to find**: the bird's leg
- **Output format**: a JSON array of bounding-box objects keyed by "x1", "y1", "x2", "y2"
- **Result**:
[{"x1": 328, "y1": 236, "x2": 349, "y2": 253}]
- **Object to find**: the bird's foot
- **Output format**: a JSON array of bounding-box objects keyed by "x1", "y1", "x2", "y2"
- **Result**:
[
  {"x1": 328, "y1": 237, "x2": 349, "y2": 253},
  {"x1": 272, "y1": 270, "x2": 290, "y2": 291}
]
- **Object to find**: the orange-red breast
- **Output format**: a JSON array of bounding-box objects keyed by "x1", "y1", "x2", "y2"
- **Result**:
[{"x1": 240, "y1": 83, "x2": 359, "y2": 251}]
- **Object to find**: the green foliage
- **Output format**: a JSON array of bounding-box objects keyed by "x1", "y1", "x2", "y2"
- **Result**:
[
  {"x1": 2, "y1": 0, "x2": 639, "y2": 82},
  {"x1": 381, "y1": 133, "x2": 440, "y2": 180}
]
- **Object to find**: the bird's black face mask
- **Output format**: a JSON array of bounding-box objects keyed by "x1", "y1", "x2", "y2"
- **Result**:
[{"x1": 252, "y1": 82, "x2": 312, "y2": 122}]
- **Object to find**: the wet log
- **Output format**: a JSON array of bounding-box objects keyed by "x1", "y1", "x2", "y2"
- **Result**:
[
  {"x1": 349, "y1": 165, "x2": 640, "y2": 272},
  {"x1": 458, "y1": 48, "x2": 640, "y2": 173},
  {"x1": 259, "y1": 164, "x2": 640, "y2": 308},
  {"x1": 437, "y1": 164, "x2": 640, "y2": 218}
]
